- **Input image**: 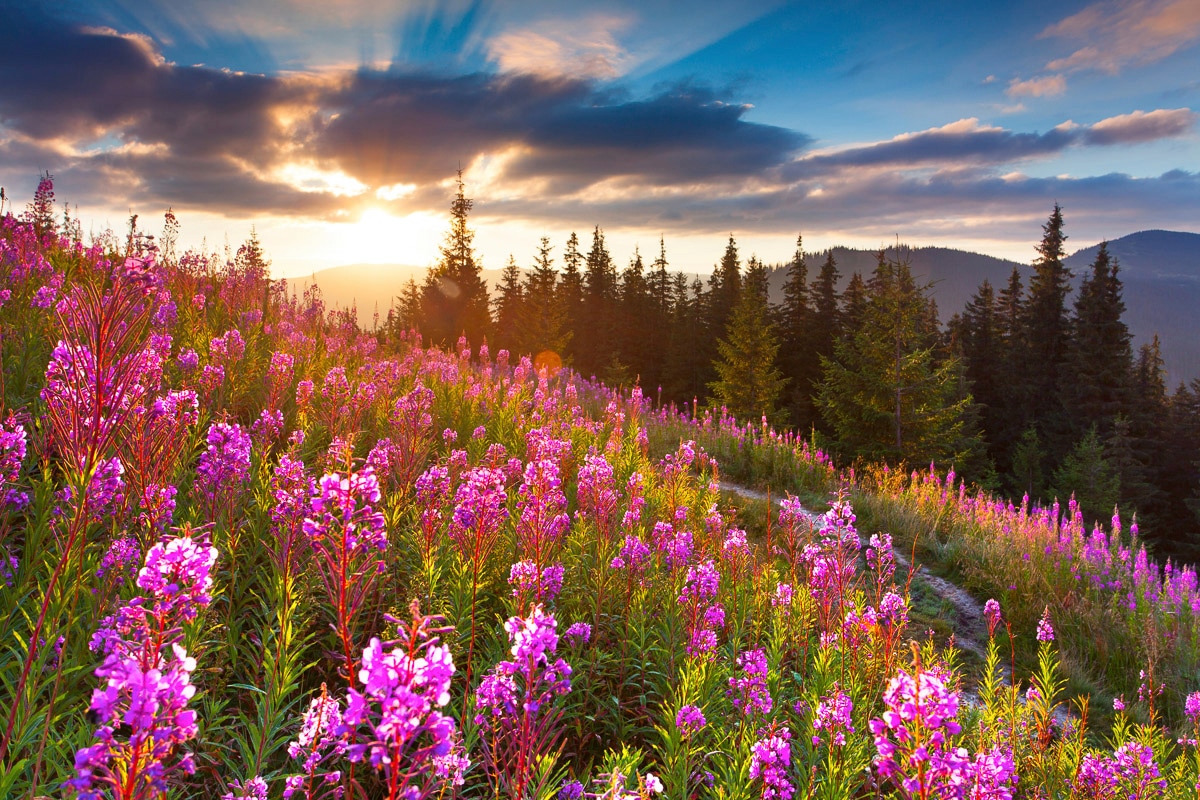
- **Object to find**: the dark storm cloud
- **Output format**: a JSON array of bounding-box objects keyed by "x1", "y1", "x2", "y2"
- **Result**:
[{"x1": 0, "y1": 4, "x2": 300, "y2": 161}]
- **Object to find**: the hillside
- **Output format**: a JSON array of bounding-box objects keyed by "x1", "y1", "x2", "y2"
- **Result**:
[{"x1": 767, "y1": 232, "x2": 1200, "y2": 385}]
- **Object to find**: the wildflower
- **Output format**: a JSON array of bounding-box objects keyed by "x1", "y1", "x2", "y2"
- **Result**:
[
  {"x1": 1035, "y1": 608, "x2": 1054, "y2": 643},
  {"x1": 813, "y1": 687, "x2": 854, "y2": 746},
  {"x1": 772, "y1": 583, "x2": 794, "y2": 611},
  {"x1": 560, "y1": 780, "x2": 585, "y2": 800},
  {"x1": 70, "y1": 535, "x2": 217, "y2": 799},
  {"x1": 284, "y1": 690, "x2": 345, "y2": 798},
  {"x1": 564, "y1": 622, "x2": 591, "y2": 647},
  {"x1": 749, "y1": 726, "x2": 793, "y2": 800},
  {"x1": 475, "y1": 605, "x2": 572, "y2": 796},
  {"x1": 223, "y1": 776, "x2": 269, "y2": 800},
  {"x1": 728, "y1": 648, "x2": 772, "y2": 717},
  {"x1": 675, "y1": 704, "x2": 706, "y2": 738},
  {"x1": 984, "y1": 599, "x2": 1002, "y2": 636}
]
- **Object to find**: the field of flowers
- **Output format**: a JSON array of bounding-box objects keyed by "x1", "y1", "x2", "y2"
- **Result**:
[{"x1": 1, "y1": 204, "x2": 1199, "y2": 799}]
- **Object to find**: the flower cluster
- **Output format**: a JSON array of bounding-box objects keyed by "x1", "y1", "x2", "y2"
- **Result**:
[
  {"x1": 1035, "y1": 608, "x2": 1055, "y2": 643},
  {"x1": 675, "y1": 704, "x2": 706, "y2": 739},
  {"x1": 475, "y1": 605, "x2": 572, "y2": 795},
  {"x1": 1074, "y1": 741, "x2": 1165, "y2": 799},
  {"x1": 194, "y1": 422, "x2": 252, "y2": 506},
  {"x1": 678, "y1": 560, "x2": 724, "y2": 658},
  {"x1": 749, "y1": 726, "x2": 793, "y2": 800},
  {"x1": 70, "y1": 535, "x2": 218, "y2": 800},
  {"x1": 509, "y1": 559, "x2": 565, "y2": 607},
  {"x1": 728, "y1": 648, "x2": 772, "y2": 717},
  {"x1": 284, "y1": 691, "x2": 346, "y2": 799},
  {"x1": 812, "y1": 687, "x2": 854, "y2": 746}
]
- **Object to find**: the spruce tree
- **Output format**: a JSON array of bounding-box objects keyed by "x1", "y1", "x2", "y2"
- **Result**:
[
  {"x1": 559, "y1": 232, "x2": 585, "y2": 365},
  {"x1": 419, "y1": 172, "x2": 491, "y2": 346},
  {"x1": 517, "y1": 236, "x2": 571, "y2": 364},
  {"x1": 618, "y1": 247, "x2": 653, "y2": 384},
  {"x1": 578, "y1": 227, "x2": 618, "y2": 378},
  {"x1": 493, "y1": 255, "x2": 525, "y2": 353},
  {"x1": 777, "y1": 234, "x2": 816, "y2": 427},
  {"x1": 1060, "y1": 241, "x2": 1133, "y2": 441},
  {"x1": 1050, "y1": 426, "x2": 1119, "y2": 521},
  {"x1": 1017, "y1": 204, "x2": 1072, "y2": 461},
  {"x1": 959, "y1": 279, "x2": 1003, "y2": 447},
  {"x1": 709, "y1": 256, "x2": 788, "y2": 423},
  {"x1": 816, "y1": 256, "x2": 974, "y2": 465}
]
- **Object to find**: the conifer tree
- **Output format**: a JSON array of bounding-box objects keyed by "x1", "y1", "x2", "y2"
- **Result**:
[
  {"x1": 517, "y1": 236, "x2": 571, "y2": 363},
  {"x1": 493, "y1": 255, "x2": 525, "y2": 353},
  {"x1": 559, "y1": 232, "x2": 585, "y2": 364},
  {"x1": 664, "y1": 275, "x2": 707, "y2": 403},
  {"x1": 709, "y1": 256, "x2": 787, "y2": 423},
  {"x1": 1060, "y1": 241, "x2": 1133, "y2": 440},
  {"x1": 1017, "y1": 204, "x2": 1072, "y2": 460},
  {"x1": 577, "y1": 227, "x2": 618, "y2": 377},
  {"x1": 958, "y1": 279, "x2": 1003, "y2": 446},
  {"x1": 816, "y1": 256, "x2": 974, "y2": 464},
  {"x1": 419, "y1": 172, "x2": 491, "y2": 346},
  {"x1": 777, "y1": 234, "x2": 816, "y2": 427},
  {"x1": 840, "y1": 271, "x2": 867, "y2": 341},
  {"x1": 1050, "y1": 426, "x2": 1119, "y2": 521},
  {"x1": 618, "y1": 247, "x2": 653, "y2": 384}
]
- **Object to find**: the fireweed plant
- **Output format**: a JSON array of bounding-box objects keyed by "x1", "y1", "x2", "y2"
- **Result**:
[{"x1": 0, "y1": 182, "x2": 1198, "y2": 797}]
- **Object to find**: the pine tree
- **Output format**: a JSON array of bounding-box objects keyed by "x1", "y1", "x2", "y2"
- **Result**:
[
  {"x1": 841, "y1": 271, "x2": 867, "y2": 340},
  {"x1": 1060, "y1": 241, "x2": 1133, "y2": 441},
  {"x1": 618, "y1": 246, "x2": 652, "y2": 383},
  {"x1": 419, "y1": 172, "x2": 491, "y2": 346},
  {"x1": 559, "y1": 232, "x2": 585, "y2": 365},
  {"x1": 709, "y1": 256, "x2": 788, "y2": 423},
  {"x1": 1050, "y1": 426, "x2": 1119, "y2": 521},
  {"x1": 493, "y1": 255, "x2": 525, "y2": 353},
  {"x1": 1017, "y1": 204, "x2": 1072, "y2": 461},
  {"x1": 577, "y1": 227, "x2": 618, "y2": 376},
  {"x1": 777, "y1": 234, "x2": 816, "y2": 427},
  {"x1": 816, "y1": 256, "x2": 975, "y2": 464},
  {"x1": 959, "y1": 279, "x2": 1003, "y2": 447},
  {"x1": 664, "y1": 275, "x2": 707, "y2": 403},
  {"x1": 517, "y1": 236, "x2": 571, "y2": 364}
]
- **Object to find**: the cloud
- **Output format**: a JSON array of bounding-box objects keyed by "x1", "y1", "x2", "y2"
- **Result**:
[
  {"x1": 780, "y1": 119, "x2": 1076, "y2": 181},
  {"x1": 1006, "y1": 74, "x2": 1067, "y2": 98},
  {"x1": 1084, "y1": 108, "x2": 1198, "y2": 144},
  {"x1": 486, "y1": 15, "x2": 633, "y2": 79},
  {"x1": 1042, "y1": 0, "x2": 1200, "y2": 74}
]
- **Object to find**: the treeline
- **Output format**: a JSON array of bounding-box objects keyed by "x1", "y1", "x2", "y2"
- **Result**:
[{"x1": 388, "y1": 179, "x2": 1200, "y2": 562}]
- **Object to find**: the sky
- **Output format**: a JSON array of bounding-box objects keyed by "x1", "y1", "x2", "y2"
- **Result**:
[{"x1": 0, "y1": 0, "x2": 1197, "y2": 278}]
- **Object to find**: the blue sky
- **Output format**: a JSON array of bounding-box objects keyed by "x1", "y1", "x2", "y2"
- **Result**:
[{"x1": 1, "y1": 0, "x2": 1197, "y2": 275}]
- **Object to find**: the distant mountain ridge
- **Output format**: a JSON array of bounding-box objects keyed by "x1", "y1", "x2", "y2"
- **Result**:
[{"x1": 296, "y1": 230, "x2": 1200, "y2": 385}]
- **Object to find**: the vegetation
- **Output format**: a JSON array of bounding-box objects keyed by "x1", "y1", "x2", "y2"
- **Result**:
[{"x1": 2, "y1": 177, "x2": 1199, "y2": 799}]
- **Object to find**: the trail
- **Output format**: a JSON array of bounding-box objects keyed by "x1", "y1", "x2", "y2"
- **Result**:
[{"x1": 720, "y1": 480, "x2": 1075, "y2": 721}]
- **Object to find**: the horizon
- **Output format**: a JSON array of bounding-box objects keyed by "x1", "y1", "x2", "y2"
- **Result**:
[{"x1": 1, "y1": 0, "x2": 1198, "y2": 277}]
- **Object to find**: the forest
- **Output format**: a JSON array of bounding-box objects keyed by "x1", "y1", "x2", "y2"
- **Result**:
[{"x1": 387, "y1": 177, "x2": 1200, "y2": 564}]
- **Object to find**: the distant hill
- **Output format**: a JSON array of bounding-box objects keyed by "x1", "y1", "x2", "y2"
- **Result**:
[
  {"x1": 281, "y1": 263, "x2": 508, "y2": 330},
  {"x1": 766, "y1": 231, "x2": 1200, "y2": 386},
  {"x1": 299, "y1": 231, "x2": 1199, "y2": 384}
]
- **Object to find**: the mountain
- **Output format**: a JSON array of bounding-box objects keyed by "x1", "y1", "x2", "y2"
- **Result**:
[
  {"x1": 300, "y1": 231, "x2": 1199, "y2": 384},
  {"x1": 281, "y1": 263, "x2": 508, "y2": 331},
  {"x1": 766, "y1": 231, "x2": 1199, "y2": 385}
]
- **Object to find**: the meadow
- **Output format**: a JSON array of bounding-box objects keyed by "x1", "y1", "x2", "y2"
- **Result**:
[{"x1": 1, "y1": 204, "x2": 1199, "y2": 799}]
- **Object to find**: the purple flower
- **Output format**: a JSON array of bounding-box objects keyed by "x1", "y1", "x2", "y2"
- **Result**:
[
  {"x1": 1074, "y1": 741, "x2": 1165, "y2": 800},
  {"x1": 1036, "y1": 608, "x2": 1054, "y2": 643},
  {"x1": 70, "y1": 535, "x2": 217, "y2": 800},
  {"x1": 675, "y1": 704, "x2": 706, "y2": 739},
  {"x1": 728, "y1": 648, "x2": 772, "y2": 717},
  {"x1": 509, "y1": 560, "x2": 565, "y2": 606},
  {"x1": 984, "y1": 599, "x2": 1002, "y2": 636},
  {"x1": 1186, "y1": 691, "x2": 1200, "y2": 725},
  {"x1": 223, "y1": 776, "x2": 269, "y2": 800},
  {"x1": 195, "y1": 422, "x2": 251, "y2": 508},
  {"x1": 560, "y1": 779, "x2": 585, "y2": 800},
  {"x1": 564, "y1": 622, "x2": 591, "y2": 647},
  {"x1": 749, "y1": 726, "x2": 793, "y2": 800},
  {"x1": 813, "y1": 687, "x2": 855, "y2": 747}
]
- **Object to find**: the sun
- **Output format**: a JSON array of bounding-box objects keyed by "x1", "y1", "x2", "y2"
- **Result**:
[{"x1": 341, "y1": 207, "x2": 444, "y2": 266}]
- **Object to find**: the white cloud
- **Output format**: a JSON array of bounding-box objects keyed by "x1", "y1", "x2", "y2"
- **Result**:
[
  {"x1": 1006, "y1": 74, "x2": 1067, "y2": 98},
  {"x1": 486, "y1": 15, "x2": 634, "y2": 79}
]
